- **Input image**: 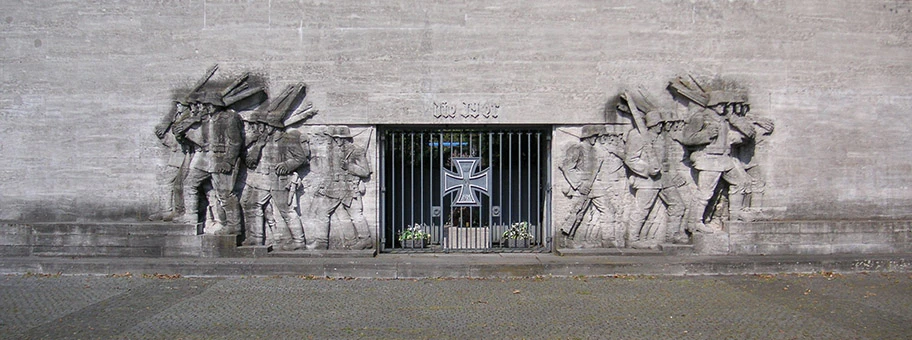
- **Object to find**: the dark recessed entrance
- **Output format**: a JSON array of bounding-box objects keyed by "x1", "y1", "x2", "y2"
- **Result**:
[{"x1": 379, "y1": 126, "x2": 552, "y2": 252}]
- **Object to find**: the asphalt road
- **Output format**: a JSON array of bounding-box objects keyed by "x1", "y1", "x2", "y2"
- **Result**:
[{"x1": 1, "y1": 272, "x2": 910, "y2": 339}]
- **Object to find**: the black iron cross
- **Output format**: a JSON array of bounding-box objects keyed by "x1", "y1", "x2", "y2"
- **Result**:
[{"x1": 443, "y1": 157, "x2": 490, "y2": 207}]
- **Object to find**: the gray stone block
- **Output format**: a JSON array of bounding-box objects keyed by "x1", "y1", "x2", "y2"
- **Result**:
[
  {"x1": 799, "y1": 233, "x2": 834, "y2": 244},
  {"x1": 556, "y1": 248, "x2": 661, "y2": 256},
  {"x1": 831, "y1": 233, "x2": 866, "y2": 244},
  {"x1": 727, "y1": 232, "x2": 760, "y2": 245},
  {"x1": 838, "y1": 222, "x2": 894, "y2": 234},
  {"x1": 199, "y1": 235, "x2": 241, "y2": 258},
  {"x1": 831, "y1": 244, "x2": 895, "y2": 254},
  {"x1": 861, "y1": 232, "x2": 894, "y2": 244},
  {"x1": 657, "y1": 244, "x2": 694, "y2": 256},
  {"x1": 128, "y1": 235, "x2": 200, "y2": 248},
  {"x1": 32, "y1": 234, "x2": 129, "y2": 247},
  {"x1": 798, "y1": 222, "x2": 834, "y2": 234},
  {"x1": 162, "y1": 247, "x2": 202, "y2": 257},
  {"x1": 693, "y1": 233, "x2": 730, "y2": 255},
  {"x1": 0, "y1": 246, "x2": 32, "y2": 256},
  {"x1": 730, "y1": 244, "x2": 758, "y2": 255},
  {"x1": 756, "y1": 233, "x2": 801, "y2": 244},
  {"x1": 268, "y1": 249, "x2": 376, "y2": 258},
  {"x1": 753, "y1": 244, "x2": 832, "y2": 255},
  {"x1": 0, "y1": 226, "x2": 31, "y2": 246},
  {"x1": 31, "y1": 246, "x2": 162, "y2": 257}
]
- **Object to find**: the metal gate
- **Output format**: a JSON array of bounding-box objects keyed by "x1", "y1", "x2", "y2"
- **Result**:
[{"x1": 380, "y1": 126, "x2": 551, "y2": 252}]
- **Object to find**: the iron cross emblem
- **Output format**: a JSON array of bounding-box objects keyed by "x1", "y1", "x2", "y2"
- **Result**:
[{"x1": 443, "y1": 157, "x2": 490, "y2": 207}]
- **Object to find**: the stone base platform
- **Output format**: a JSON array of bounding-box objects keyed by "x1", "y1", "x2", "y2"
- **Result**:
[
  {"x1": 726, "y1": 220, "x2": 912, "y2": 255},
  {"x1": 0, "y1": 222, "x2": 201, "y2": 257},
  {"x1": 0, "y1": 222, "x2": 375, "y2": 258},
  {"x1": 269, "y1": 249, "x2": 377, "y2": 258}
]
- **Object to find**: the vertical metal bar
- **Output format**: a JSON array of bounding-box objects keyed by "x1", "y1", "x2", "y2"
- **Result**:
[
  {"x1": 488, "y1": 131, "x2": 493, "y2": 248},
  {"x1": 400, "y1": 133, "x2": 406, "y2": 249},
  {"x1": 439, "y1": 131, "x2": 446, "y2": 249},
  {"x1": 468, "y1": 132, "x2": 474, "y2": 247},
  {"x1": 379, "y1": 130, "x2": 386, "y2": 251},
  {"x1": 508, "y1": 132, "x2": 513, "y2": 227},
  {"x1": 545, "y1": 129, "x2": 553, "y2": 250},
  {"x1": 536, "y1": 132, "x2": 542, "y2": 247},
  {"x1": 409, "y1": 133, "x2": 415, "y2": 244},
  {"x1": 498, "y1": 132, "x2": 503, "y2": 242},
  {"x1": 390, "y1": 132, "x2": 397, "y2": 249},
  {"x1": 457, "y1": 132, "x2": 462, "y2": 246},
  {"x1": 420, "y1": 133, "x2": 425, "y2": 242},
  {"x1": 524, "y1": 132, "x2": 535, "y2": 248}
]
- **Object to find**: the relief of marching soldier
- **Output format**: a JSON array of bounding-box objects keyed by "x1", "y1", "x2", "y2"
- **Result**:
[
  {"x1": 558, "y1": 124, "x2": 629, "y2": 248},
  {"x1": 668, "y1": 76, "x2": 774, "y2": 232},
  {"x1": 240, "y1": 83, "x2": 317, "y2": 250},
  {"x1": 168, "y1": 68, "x2": 255, "y2": 235},
  {"x1": 618, "y1": 91, "x2": 689, "y2": 248},
  {"x1": 301, "y1": 126, "x2": 374, "y2": 250}
]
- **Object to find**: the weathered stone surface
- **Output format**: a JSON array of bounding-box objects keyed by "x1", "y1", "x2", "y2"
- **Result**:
[{"x1": 0, "y1": 1, "x2": 910, "y2": 256}]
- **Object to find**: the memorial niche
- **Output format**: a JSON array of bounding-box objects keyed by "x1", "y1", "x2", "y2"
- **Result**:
[
  {"x1": 557, "y1": 75, "x2": 774, "y2": 250},
  {"x1": 151, "y1": 66, "x2": 373, "y2": 251}
]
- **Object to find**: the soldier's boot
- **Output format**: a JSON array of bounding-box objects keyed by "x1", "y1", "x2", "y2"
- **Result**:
[
  {"x1": 684, "y1": 202, "x2": 714, "y2": 234},
  {"x1": 351, "y1": 237, "x2": 374, "y2": 250},
  {"x1": 283, "y1": 225, "x2": 306, "y2": 251},
  {"x1": 728, "y1": 193, "x2": 751, "y2": 222},
  {"x1": 242, "y1": 234, "x2": 263, "y2": 246},
  {"x1": 218, "y1": 195, "x2": 243, "y2": 235},
  {"x1": 161, "y1": 209, "x2": 183, "y2": 222},
  {"x1": 672, "y1": 232, "x2": 690, "y2": 244},
  {"x1": 305, "y1": 239, "x2": 328, "y2": 251}
]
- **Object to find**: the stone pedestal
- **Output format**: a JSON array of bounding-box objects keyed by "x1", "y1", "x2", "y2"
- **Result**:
[
  {"x1": 693, "y1": 232, "x2": 731, "y2": 255},
  {"x1": 446, "y1": 227, "x2": 491, "y2": 249}
]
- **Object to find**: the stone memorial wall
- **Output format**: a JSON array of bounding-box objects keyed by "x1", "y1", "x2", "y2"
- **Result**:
[{"x1": 0, "y1": 1, "x2": 910, "y2": 255}]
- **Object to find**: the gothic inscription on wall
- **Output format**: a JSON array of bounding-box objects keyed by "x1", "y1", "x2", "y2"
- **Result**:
[{"x1": 431, "y1": 101, "x2": 501, "y2": 119}]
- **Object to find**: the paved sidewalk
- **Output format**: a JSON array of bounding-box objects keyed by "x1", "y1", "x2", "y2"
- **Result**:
[
  {"x1": 1, "y1": 272, "x2": 910, "y2": 339},
  {"x1": 0, "y1": 253, "x2": 910, "y2": 279}
]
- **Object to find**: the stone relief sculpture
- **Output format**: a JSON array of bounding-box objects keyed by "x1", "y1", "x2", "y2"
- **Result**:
[
  {"x1": 149, "y1": 99, "x2": 193, "y2": 222},
  {"x1": 558, "y1": 125, "x2": 629, "y2": 248},
  {"x1": 557, "y1": 75, "x2": 774, "y2": 249},
  {"x1": 618, "y1": 92, "x2": 689, "y2": 248},
  {"x1": 172, "y1": 91, "x2": 244, "y2": 235},
  {"x1": 240, "y1": 83, "x2": 312, "y2": 250},
  {"x1": 149, "y1": 65, "x2": 220, "y2": 222},
  {"x1": 302, "y1": 126, "x2": 373, "y2": 250},
  {"x1": 669, "y1": 76, "x2": 773, "y2": 232},
  {"x1": 152, "y1": 66, "x2": 377, "y2": 252}
]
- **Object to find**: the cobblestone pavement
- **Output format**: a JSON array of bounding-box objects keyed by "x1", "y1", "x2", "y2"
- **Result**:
[{"x1": 1, "y1": 272, "x2": 909, "y2": 339}]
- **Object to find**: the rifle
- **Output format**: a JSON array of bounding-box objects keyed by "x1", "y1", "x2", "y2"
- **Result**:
[
  {"x1": 623, "y1": 91, "x2": 648, "y2": 134},
  {"x1": 190, "y1": 64, "x2": 219, "y2": 96},
  {"x1": 565, "y1": 160, "x2": 603, "y2": 238}
]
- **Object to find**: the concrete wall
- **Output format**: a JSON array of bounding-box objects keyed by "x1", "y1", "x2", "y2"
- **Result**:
[{"x1": 0, "y1": 1, "x2": 910, "y2": 223}]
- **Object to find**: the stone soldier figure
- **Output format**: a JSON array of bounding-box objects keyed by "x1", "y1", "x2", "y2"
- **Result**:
[
  {"x1": 559, "y1": 125, "x2": 627, "y2": 248},
  {"x1": 240, "y1": 110, "x2": 310, "y2": 249},
  {"x1": 623, "y1": 108, "x2": 688, "y2": 248},
  {"x1": 678, "y1": 90, "x2": 756, "y2": 232},
  {"x1": 303, "y1": 126, "x2": 373, "y2": 250},
  {"x1": 149, "y1": 99, "x2": 194, "y2": 222},
  {"x1": 732, "y1": 104, "x2": 775, "y2": 220},
  {"x1": 172, "y1": 92, "x2": 244, "y2": 234}
]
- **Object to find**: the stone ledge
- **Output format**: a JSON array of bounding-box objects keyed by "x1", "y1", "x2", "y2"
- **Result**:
[
  {"x1": 556, "y1": 248, "x2": 662, "y2": 256},
  {"x1": 269, "y1": 249, "x2": 377, "y2": 258},
  {"x1": 0, "y1": 254, "x2": 909, "y2": 278}
]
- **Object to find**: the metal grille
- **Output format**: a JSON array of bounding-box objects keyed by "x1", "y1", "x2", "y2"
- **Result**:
[{"x1": 380, "y1": 126, "x2": 551, "y2": 252}]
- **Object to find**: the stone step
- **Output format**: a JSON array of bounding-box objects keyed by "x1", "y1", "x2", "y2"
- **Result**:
[
  {"x1": 0, "y1": 222, "x2": 202, "y2": 257},
  {"x1": 268, "y1": 249, "x2": 377, "y2": 258}
]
